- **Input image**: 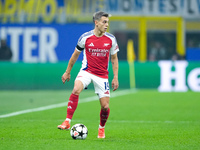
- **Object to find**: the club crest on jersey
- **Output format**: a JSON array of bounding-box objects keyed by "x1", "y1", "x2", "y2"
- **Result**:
[
  {"x1": 88, "y1": 43, "x2": 94, "y2": 47},
  {"x1": 104, "y1": 43, "x2": 110, "y2": 47}
]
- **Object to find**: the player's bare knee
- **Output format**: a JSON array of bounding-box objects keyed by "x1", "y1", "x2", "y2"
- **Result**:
[
  {"x1": 101, "y1": 104, "x2": 109, "y2": 110},
  {"x1": 72, "y1": 87, "x2": 81, "y2": 95},
  {"x1": 72, "y1": 81, "x2": 84, "y2": 95},
  {"x1": 100, "y1": 97, "x2": 109, "y2": 110}
]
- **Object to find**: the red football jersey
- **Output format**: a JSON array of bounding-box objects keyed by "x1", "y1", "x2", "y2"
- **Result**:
[{"x1": 76, "y1": 30, "x2": 119, "y2": 79}]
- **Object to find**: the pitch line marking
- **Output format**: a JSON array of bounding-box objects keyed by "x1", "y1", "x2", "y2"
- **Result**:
[
  {"x1": 71, "y1": 120, "x2": 199, "y2": 124},
  {"x1": 0, "y1": 89, "x2": 136, "y2": 118}
]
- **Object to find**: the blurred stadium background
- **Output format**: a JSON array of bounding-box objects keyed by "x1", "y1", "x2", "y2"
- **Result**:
[
  {"x1": 0, "y1": 0, "x2": 200, "y2": 91},
  {"x1": 1, "y1": 1, "x2": 200, "y2": 149}
]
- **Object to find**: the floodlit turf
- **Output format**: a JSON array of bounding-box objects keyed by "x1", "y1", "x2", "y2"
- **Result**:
[{"x1": 0, "y1": 90, "x2": 200, "y2": 150}]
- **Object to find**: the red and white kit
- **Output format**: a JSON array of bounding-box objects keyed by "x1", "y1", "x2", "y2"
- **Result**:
[
  {"x1": 76, "y1": 30, "x2": 119, "y2": 79},
  {"x1": 75, "y1": 30, "x2": 119, "y2": 98}
]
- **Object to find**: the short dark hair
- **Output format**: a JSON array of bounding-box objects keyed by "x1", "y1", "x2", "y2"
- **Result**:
[{"x1": 93, "y1": 11, "x2": 109, "y2": 23}]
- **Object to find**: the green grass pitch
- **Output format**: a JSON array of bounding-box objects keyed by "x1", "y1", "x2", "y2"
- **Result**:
[{"x1": 0, "y1": 89, "x2": 200, "y2": 150}]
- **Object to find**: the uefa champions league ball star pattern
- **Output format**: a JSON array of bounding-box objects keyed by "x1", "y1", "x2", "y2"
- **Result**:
[{"x1": 70, "y1": 124, "x2": 88, "y2": 140}]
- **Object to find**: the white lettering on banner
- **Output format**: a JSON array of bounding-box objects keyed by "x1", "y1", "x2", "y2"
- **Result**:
[
  {"x1": 39, "y1": 28, "x2": 58, "y2": 63},
  {"x1": 7, "y1": 28, "x2": 23, "y2": 62},
  {"x1": 0, "y1": 27, "x2": 7, "y2": 39},
  {"x1": 187, "y1": 68, "x2": 200, "y2": 92},
  {"x1": 0, "y1": 27, "x2": 58, "y2": 63},
  {"x1": 0, "y1": 0, "x2": 200, "y2": 23},
  {"x1": 158, "y1": 61, "x2": 200, "y2": 92},
  {"x1": 105, "y1": 0, "x2": 200, "y2": 18},
  {"x1": 24, "y1": 28, "x2": 39, "y2": 63},
  {"x1": 158, "y1": 61, "x2": 188, "y2": 92}
]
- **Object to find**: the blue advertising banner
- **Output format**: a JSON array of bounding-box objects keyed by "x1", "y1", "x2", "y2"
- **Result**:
[
  {"x1": 0, "y1": 23, "x2": 93, "y2": 62},
  {"x1": 186, "y1": 48, "x2": 200, "y2": 61}
]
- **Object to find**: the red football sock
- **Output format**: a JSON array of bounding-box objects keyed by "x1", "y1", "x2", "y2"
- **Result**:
[
  {"x1": 66, "y1": 94, "x2": 79, "y2": 119},
  {"x1": 100, "y1": 108, "x2": 110, "y2": 127}
]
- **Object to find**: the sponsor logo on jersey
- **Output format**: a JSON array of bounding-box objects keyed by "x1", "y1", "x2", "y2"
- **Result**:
[
  {"x1": 88, "y1": 43, "x2": 94, "y2": 47},
  {"x1": 88, "y1": 48, "x2": 109, "y2": 53}
]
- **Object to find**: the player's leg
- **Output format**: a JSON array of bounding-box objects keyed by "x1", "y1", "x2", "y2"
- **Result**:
[
  {"x1": 66, "y1": 80, "x2": 84, "y2": 120},
  {"x1": 57, "y1": 80, "x2": 84, "y2": 130},
  {"x1": 92, "y1": 76, "x2": 110, "y2": 138},
  {"x1": 98, "y1": 97, "x2": 110, "y2": 138},
  {"x1": 99, "y1": 97, "x2": 110, "y2": 127},
  {"x1": 58, "y1": 71, "x2": 91, "y2": 130}
]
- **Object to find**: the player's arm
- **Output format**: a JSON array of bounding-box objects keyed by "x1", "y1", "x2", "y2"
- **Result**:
[
  {"x1": 111, "y1": 53, "x2": 119, "y2": 91},
  {"x1": 62, "y1": 49, "x2": 81, "y2": 84}
]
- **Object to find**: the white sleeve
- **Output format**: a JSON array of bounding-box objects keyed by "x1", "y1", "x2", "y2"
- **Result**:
[
  {"x1": 75, "y1": 34, "x2": 86, "y2": 52},
  {"x1": 110, "y1": 37, "x2": 119, "y2": 55}
]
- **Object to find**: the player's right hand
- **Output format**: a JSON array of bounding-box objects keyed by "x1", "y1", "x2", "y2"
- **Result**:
[{"x1": 62, "y1": 72, "x2": 71, "y2": 84}]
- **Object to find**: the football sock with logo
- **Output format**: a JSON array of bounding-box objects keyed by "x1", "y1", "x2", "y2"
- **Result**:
[
  {"x1": 66, "y1": 93, "x2": 79, "y2": 120},
  {"x1": 100, "y1": 108, "x2": 110, "y2": 127}
]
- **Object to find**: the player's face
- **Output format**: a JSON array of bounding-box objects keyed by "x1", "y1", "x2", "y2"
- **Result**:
[{"x1": 97, "y1": 16, "x2": 109, "y2": 33}]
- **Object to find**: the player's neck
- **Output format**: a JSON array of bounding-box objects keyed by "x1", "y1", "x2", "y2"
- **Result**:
[{"x1": 93, "y1": 29, "x2": 105, "y2": 37}]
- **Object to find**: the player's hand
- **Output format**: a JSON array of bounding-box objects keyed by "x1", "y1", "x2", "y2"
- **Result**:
[
  {"x1": 62, "y1": 72, "x2": 71, "y2": 84},
  {"x1": 112, "y1": 78, "x2": 119, "y2": 91}
]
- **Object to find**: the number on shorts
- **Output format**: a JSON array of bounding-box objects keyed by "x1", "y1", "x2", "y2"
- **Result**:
[{"x1": 104, "y1": 82, "x2": 110, "y2": 90}]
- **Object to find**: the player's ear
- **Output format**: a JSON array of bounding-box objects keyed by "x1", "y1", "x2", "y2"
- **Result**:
[{"x1": 95, "y1": 20, "x2": 98, "y2": 27}]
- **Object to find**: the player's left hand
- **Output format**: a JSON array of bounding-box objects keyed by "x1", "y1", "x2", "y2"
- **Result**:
[
  {"x1": 112, "y1": 78, "x2": 119, "y2": 91},
  {"x1": 62, "y1": 72, "x2": 71, "y2": 84}
]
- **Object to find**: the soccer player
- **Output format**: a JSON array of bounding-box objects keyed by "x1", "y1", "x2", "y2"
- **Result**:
[{"x1": 57, "y1": 11, "x2": 119, "y2": 138}]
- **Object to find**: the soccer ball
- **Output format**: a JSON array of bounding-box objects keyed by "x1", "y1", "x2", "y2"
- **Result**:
[{"x1": 70, "y1": 124, "x2": 88, "y2": 140}]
